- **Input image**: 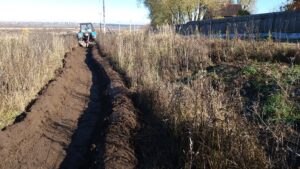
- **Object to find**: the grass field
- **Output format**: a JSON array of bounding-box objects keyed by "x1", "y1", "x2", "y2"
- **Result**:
[{"x1": 98, "y1": 28, "x2": 300, "y2": 168}]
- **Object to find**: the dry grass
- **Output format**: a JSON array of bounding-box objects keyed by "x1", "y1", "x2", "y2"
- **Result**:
[
  {"x1": 0, "y1": 30, "x2": 76, "y2": 129},
  {"x1": 98, "y1": 28, "x2": 300, "y2": 168}
]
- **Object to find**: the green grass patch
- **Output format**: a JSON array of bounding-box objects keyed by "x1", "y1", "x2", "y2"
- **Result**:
[
  {"x1": 242, "y1": 65, "x2": 257, "y2": 76},
  {"x1": 283, "y1": 65, "x2": 300, "y2": 85},
  {"x1": 248, "y1": 70, "x2": 298, "y2": 123},
  {"x1": 262, "y1": 92, "x2": 295, "y2": 123}
]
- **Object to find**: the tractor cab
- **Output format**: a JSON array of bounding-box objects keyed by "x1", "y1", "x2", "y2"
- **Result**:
[
  {"x1": 80, "y1": 23, "x2": 94, "y2": 33},
  {"x1": 77, "y1": 23, "x2": 97, "y2": 47}
]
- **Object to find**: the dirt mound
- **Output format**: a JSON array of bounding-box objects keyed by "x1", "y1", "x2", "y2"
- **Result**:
[{"x1": 89, "y1": 48, "x2": 138, "y2": 169}]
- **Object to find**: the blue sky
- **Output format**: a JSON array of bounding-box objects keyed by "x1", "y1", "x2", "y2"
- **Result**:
[
  {"x1": 0, "y1": 0, "x2": 290, "y2": 24},
  {"x1": 255, "y1": 0, "x2": 287, "y2": 13}
]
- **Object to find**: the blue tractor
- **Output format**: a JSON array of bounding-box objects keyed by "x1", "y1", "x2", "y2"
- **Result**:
[{"x1": 77, "y1": 23, "x2": 97, "y2": 47}]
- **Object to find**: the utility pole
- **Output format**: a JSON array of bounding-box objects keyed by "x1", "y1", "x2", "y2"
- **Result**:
[
  {"x1": 103, "y1": 0, "x2": 106, "y2": 33},
  {"x1": 99, "y1": 0, "x2": 102, "y2": 32}
]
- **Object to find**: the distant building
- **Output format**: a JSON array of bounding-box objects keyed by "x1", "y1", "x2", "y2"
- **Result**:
[
  {"x1": 203, "y1": 1, "x2": 244, "y2": 20},
  {"x1": 220, "y1": 3, "x2": 243, "y2": 17},
  {"x1": 219, "y1": 3, "x2": 242, "y2": 17}
]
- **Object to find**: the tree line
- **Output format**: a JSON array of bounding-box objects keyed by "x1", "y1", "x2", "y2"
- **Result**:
[
  {"x1": 138, "y1": 0, "x2": 256, "y2": 26},
  {"x1": 139, "y1": 0, "x2": 300, "y2": 26}
]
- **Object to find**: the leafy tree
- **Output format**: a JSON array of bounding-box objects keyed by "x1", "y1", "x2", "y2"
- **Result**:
[
  {"x1": 140, "y1": 0, "x2": 256, "y2": 25},
  {"x1": 237, "y1": 9, "x2": 251, "y2": 16},
  {"x1": 282, "y1": 0, "x2": 300, "y2": 11},
  {"x1": 139, "y1": 0, "x2": 228, "y2": 26}
]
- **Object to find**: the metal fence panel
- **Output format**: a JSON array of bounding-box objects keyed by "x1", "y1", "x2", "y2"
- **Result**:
[{"x1": 177, "y1": 10, "x2": 300, "y2": 40}]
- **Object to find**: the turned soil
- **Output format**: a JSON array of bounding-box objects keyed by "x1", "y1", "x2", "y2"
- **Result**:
[{"x1": 0, "y1": 47, "x2": 139, "y2": 169}]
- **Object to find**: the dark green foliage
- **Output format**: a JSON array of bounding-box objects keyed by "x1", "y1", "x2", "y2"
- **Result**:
[
  {"x1": 242, "y1": 65, "x2": 257, "y2": 76},
  {"x1": 237, "y1": 9, "x2": 251, "y2": 16}
]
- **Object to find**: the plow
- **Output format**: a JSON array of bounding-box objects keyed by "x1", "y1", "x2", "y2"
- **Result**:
[{"x1": 77, "y1": 23, "x2": 97, "y2": 47}]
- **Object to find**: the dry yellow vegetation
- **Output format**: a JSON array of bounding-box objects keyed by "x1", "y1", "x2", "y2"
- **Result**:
[
  {"x1": 0, "y1": 30, "x2": 76, "y2": 129},
  {"x1": 98, "y1": 28, "x2": 300, "y2": 169}
]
